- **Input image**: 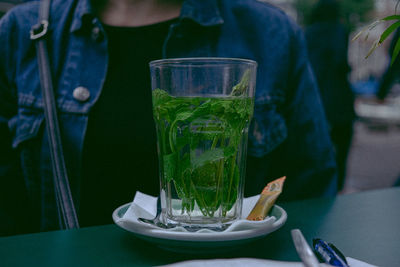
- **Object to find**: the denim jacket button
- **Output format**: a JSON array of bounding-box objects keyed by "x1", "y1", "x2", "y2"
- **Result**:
[
  {"x1": 73, "y1": 86, "x2": 90, "y2": 102},
  {"x1": 91, "y1": 26, "x2": 103, "y2": 42}
]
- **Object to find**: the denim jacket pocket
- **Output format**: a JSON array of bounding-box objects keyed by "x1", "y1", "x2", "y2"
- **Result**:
[
  {"x1": 9, "y1": 107, "x2": 44, "y2": 149},
  {"x1": 248, "y1": 96, "x2": 288, "y2": 158}
]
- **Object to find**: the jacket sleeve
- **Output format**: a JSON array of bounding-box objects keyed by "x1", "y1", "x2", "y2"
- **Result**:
[
  {"x1": 0, "y1": 11, "x2": 28, "y2": 236},
  {"x1": 278, "y1": 24, "x2": 338, "y2": 200}
]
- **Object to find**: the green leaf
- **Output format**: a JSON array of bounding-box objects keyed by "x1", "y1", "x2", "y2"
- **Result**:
[
  {"x1": 223, "y1": 146, "x2": 236, "y2": 158},
  {"x1": 169, "y1": 109, "x2": 196, "y2": 152},
  {"x1": 210, "y1": 99, "x2": 233, "y2": 114},
  {"x1": 153, "y1": 93, "x2": 255, "y2": 217},
  {"x1": 190, "y1": 99, "x2": 212, "y2": 118},
  {"x1": 379, "y1": 21, "x2": 400, "y2": 45},
  {"x1": 230, "y1": 69, "x2": 251, "y2": 96},
  {"x1": 191, "y1": 148, "x2": 224, "y2": 169},
  {"x1": 391, "y1": 36, "x2": 400, "y2": 66},
  {"x1": 163, "y1": 153, "x2": 177, "y2": 183},
  {"x1": 174, "y1": 111, "x2": 193, "y2": 122},
  {"x1": 222, "y1": 159, "x2": 239, "y2": 215},
  {"x1": 382, "y1": 15, "x2": 400, "y2": 21},
  {"x1": 173, "y1": 154, "x2": 191, "y2": 203},
  {"x1": 175, "y1": 127, "x2": 191, "y2": 150},
  {"x1": 351, "y1": 11, "x2": 400, "y2": 62},
  {"x1": 152, "y1": 88, "x2": 171, "y2": 108}
]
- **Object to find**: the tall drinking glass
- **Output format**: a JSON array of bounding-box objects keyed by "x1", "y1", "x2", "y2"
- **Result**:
[{"x1": 149, "y1": 58, "x2": 257, "y2": 230}]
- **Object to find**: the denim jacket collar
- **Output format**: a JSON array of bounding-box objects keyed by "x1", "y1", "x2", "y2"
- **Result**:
[
  {"x1": 70, "y1": 0, "x2": 96, "y2": 33},
  {"x1": 180, "y1": 0, "x2": 224, "y2": 26},
  {"x1": 69, "y1": 0, "x2": 224, "y2": 33}
]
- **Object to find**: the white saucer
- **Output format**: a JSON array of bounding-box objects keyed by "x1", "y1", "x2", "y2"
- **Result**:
[{"x1": 112, "y1": 195, "x2": 287, "y2": 253}]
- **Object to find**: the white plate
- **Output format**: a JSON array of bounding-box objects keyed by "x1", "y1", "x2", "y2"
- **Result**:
[{"x1": 112, "y1": 195, "x2": 287, "y2": 253}]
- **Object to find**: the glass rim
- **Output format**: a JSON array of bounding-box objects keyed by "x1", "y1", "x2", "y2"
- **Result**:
[{"x1": 149, "y1": 57, "x2": 258, "y2": 68}]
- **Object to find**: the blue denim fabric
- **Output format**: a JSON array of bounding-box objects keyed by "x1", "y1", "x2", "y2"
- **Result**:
[{"x1": 0, "y1": 0, "x2": 337, "y2": 233}]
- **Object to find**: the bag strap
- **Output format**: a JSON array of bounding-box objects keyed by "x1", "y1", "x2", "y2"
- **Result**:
[{"x1": 30, "y1": 0, "x2": 80, "y2": 229}]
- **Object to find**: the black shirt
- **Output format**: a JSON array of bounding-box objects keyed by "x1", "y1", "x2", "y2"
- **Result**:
[{"x1": 80, "y1": 20, "x2": 174, "y2": 226}]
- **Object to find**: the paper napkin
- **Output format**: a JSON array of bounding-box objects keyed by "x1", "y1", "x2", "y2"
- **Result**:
[
  {"x1": 160, "y1": 257, "x2": 377, "y2": 267},
  {"x1": 117, "y1": 191, "x2": 277, "y2": 233}
]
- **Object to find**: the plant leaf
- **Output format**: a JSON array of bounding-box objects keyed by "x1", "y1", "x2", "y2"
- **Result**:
[
  {"x1": 352, "y1": 28, "x2": 365, "y2": 41},
  {"x1": 379, "y1": 21, "x2": 400, "y2": 45},
  {"x1": 352, "y1": 20, "x2": 382, "y2": 42},
  {"x1": 154, "y1": 94, "x2": 254, "y2": 217},
  {"x1": 191, "y1": 148, "x2": 224, "y2": 169},
  {"x1": 152, "y1": 88, "x2": 172, "y2": 108},
  {"x1": 230, "y1": 69, "x2": 251, "y2": 96},
  {"x1": 163, "y1": 153, "x2": 177, "y2": 183},
  {"x1": 391, "y1": 36, "x2": 400, "y2": 66},
  {"x1": 382, "y1": 15, "x2": 400, "y2": 21},
  {"x1": 223, "y1": 146, "x2": 236, "y2": 158},
  {"x1": 365, "y1": 39, "x2": 380, "y2": 59}
]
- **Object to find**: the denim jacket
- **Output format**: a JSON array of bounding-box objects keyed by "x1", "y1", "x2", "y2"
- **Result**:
[{"x1": 0, "y1": 0, "x2": 337, "y2": 234}]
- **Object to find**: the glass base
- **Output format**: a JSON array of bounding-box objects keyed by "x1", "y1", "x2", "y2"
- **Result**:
[
  {"x1": 161, "y1": 203, "x2": 240, "y2": 231},
  {"x1": 162, "y1": 216, "x2": 235, "y2": 232}
]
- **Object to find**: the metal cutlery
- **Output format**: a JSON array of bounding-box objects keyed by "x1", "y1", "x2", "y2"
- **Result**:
[{"x1": 291, "y1": 229, "x2": 321, "y2": 267}]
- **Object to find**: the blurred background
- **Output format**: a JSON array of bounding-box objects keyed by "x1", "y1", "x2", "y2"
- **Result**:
[
  {"x1": 266, "y1": 0, "x2": 400, "y2": 194},
  {"x1": 1, "y1": 0, "x2": 399, "y2": 194}
]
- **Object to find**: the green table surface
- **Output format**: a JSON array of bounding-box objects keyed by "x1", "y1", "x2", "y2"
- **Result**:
[{"x1": 1, "y1": 187, "x2": 399, "y2": 267}]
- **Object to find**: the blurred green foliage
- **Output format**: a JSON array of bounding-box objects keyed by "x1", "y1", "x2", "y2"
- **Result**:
[{"x1": 294, "y1": 0, "x2": 375, "y2": 31}]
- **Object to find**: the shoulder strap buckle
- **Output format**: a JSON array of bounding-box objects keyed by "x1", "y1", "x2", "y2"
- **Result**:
[{"x1": 30, "y1": 20, "x2": 49, "y2": 40}]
